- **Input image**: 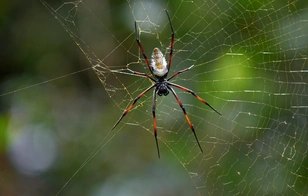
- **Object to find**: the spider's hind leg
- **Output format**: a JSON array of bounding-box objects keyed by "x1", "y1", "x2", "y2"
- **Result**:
[
  {"x1": 152, "y1": 88, "x2": 161, "y2": 158},
  {"x1": 167, "y1": 86, "x2": 203, "y2": 153}
]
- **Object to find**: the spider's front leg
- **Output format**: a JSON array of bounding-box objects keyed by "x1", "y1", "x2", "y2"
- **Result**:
[
  {"x1": 167, "y1": 65, "x2": 194, "y2": 81},
  {"x1": 127, "y1": 68, "x2": 155, "y2": 82}
]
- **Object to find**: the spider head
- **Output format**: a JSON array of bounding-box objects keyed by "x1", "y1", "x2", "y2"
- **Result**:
[{"x1": 151, "y1": 48, "x2": 168, "y2": 78}]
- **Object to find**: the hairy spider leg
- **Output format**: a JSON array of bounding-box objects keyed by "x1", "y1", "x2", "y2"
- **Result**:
[
  {"x1": 167, "y1": 65, "x2": 194, "y2": 81},
  {"x1": 135, "y1": 22, "x2": 153, "y2": 75},
  {"x1": 110, "y1": 84, "x2": 156, "y2": 131},
  {"x1": 168, "y1": 82, "x2": 221, "y2": 115},
  {"x1": 167, "y1": 86, "x2": 203, "y2": 153},
  {"x1": 152, "y1": 88, "x2": 160, "y2": 158},
  {"x1": 165, "y1": 10, "x2": 174, "y2": 71}
]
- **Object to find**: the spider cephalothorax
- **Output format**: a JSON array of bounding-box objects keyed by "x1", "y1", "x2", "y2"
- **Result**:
[
  {"x1": 156, "y1": 80, "x2": 169, "y2": 96},
  {"x1": 111, "y1": 10, "x2": 221, "y2": 158}
]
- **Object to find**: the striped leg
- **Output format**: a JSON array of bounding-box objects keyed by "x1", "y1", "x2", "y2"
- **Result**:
[
  {"x1": 167, "y1": 86, "x2": 203, "y2": 153},
  {"x1": 111, "y1": 84, "x2": 156, "y2": 131},
  {"x1": 135, "y1": 22, "x2": 153, "y2": 75},
  {"x1": 127, "y1": 68, "x2": 155, "y2": 82},
  {"x1": 167, "y1": 65, "x2": 194, "y2": 81},
  {"x1": 168, "y1": 82, "x2": 221, "y2": 115},
  {"x1": 152, "y1": 88, "x2": 160, "y2": 158},
  {"x1": 165, "y1": 10, "x2": 174, "y2": 71}
]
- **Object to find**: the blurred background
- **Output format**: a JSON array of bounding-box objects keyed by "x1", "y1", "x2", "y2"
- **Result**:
[{"x1": 1, "y1": 0, "x2": 308, "y2": 195}]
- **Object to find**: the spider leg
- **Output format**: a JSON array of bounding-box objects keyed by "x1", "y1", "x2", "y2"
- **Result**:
[
  {"x1": 127, "y1": 68, "x2": 156, "y2": 82},
  {"x1": 111, "y1": 84, "x2": 156, "y2": 131},
  {"x1": 135, "y1": 21, "x2": 153, "y2": 75},
  {"x1": 167, "y1": 86, "x2": 203, "y2": 153},
  {"x1": 168, "y1": 82, "x2": 221, "y2": 115},
  {"x1": 167, "y1": 65, "x2": 194, "y2": 81},
  {"x1": 165, "y1": 10, "x2": 174, "y2": 71},
  {"x1": 152, "y1": 87, "x2": 160, "y2": 158}
]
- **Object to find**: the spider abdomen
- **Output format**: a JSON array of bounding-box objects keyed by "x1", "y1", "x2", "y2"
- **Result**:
[{"x1": 151, "y1": 48, "x2": 168, "y2": 77}]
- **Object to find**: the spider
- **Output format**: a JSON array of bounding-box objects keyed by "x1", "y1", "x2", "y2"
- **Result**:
[{"x1": 111, "y1": 10, "x2": 221, "y2": 158}]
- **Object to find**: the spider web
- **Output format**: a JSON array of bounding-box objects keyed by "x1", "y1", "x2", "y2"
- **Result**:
[{"x1": 2, "y1": 0, "x2": 308, "y2": 195}]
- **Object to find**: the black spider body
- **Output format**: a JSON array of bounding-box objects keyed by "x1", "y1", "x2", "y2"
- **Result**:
[{"x1": 156, "y1": 79, "x2": 169, "y2": 96}]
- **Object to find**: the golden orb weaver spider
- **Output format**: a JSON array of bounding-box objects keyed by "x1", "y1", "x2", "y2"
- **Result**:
[{"x1": 111, "y1": 10, "x2": 221, "y2": 158}]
